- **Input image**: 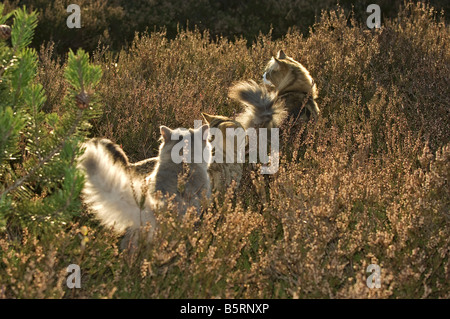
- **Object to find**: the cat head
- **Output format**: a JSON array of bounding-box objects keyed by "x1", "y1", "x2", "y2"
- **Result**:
[
  {"x1": 201, "y1": 113, "x2": 246, "y2": 163},
  {"x1": 263, "y1": 50, "x2": 317, "y2": 98},
  {"x1": 158, "y1": 124, "x2": 211, "y2": 166}
]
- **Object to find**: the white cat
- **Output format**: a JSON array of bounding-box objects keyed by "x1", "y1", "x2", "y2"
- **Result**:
[{"x1": 78, "y1": 124, "x2": 211, "y2": 249}]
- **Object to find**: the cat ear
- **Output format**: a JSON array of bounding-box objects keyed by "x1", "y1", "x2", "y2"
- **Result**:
[
  {"x1": 201, "y1": 113, "x2": 214, "y2": 124},
  {"x1": 269, "y1": 57, "x2": 281, "y2": 70},
  {"x1": 277, "y1": 50, "x2": 286, "y2": 59},
  {"x1": 160, "y1": 125, "x2": 172, "y2": 141}
]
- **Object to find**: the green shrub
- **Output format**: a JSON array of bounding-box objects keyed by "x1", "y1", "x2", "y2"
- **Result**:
[{"x1": 0, "y1": 3, "x2": 102, "y2": 269}]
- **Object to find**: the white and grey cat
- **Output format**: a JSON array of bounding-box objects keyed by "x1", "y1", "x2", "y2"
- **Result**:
[{"x1": 78, "y1": 124, "x2": 211, "y2": 249}]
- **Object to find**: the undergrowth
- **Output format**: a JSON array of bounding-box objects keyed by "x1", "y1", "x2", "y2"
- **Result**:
[{"x1": 0, "y1": 2, "x2": 448, "y2": 298}]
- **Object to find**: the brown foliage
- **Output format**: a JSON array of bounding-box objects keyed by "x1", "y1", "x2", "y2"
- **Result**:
[{"x1": 1, "y1": 2, "x2": 448, "y2": 298}]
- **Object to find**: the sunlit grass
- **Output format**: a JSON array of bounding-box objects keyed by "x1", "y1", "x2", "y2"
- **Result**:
[{"x1": 1, "y1": 2, "x2": 449, "y2": 298}]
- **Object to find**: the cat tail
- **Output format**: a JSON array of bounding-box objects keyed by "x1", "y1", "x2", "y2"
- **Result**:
[
  {"x1": 77, "y1": 138, "x2": 155, "y2": 234},
  {"x1": 229, "y1": 80, "x2": 287, "y2": 129}
]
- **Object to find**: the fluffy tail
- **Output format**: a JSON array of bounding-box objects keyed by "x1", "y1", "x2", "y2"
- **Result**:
[
  {"x1": 229, "y1": 80, "x2": 287, "y2": 129},
  {"x1": 78, "y1": 139, "x2": 155, "y2": 234}
]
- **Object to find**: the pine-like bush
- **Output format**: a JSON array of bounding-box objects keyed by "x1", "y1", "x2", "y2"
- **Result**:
[{"x1": 0, "y1": 5, "x2": 102, "y2": 235}]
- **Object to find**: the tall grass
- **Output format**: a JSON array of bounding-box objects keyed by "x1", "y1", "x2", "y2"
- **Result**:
[{"x1": 1, "y1": 2, "x2": 448, "y2": 298}]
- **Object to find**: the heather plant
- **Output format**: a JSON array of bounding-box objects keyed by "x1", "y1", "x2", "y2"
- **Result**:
[
  {"x1": 3, "y1": 1, "x2": 450, "y2": 54},
  {"x1": 0, "y1": 1, "x2": 449, "y2": 299},
  {"x1": 3, "y1": 0, "x2": 125, "y2": 55}
]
